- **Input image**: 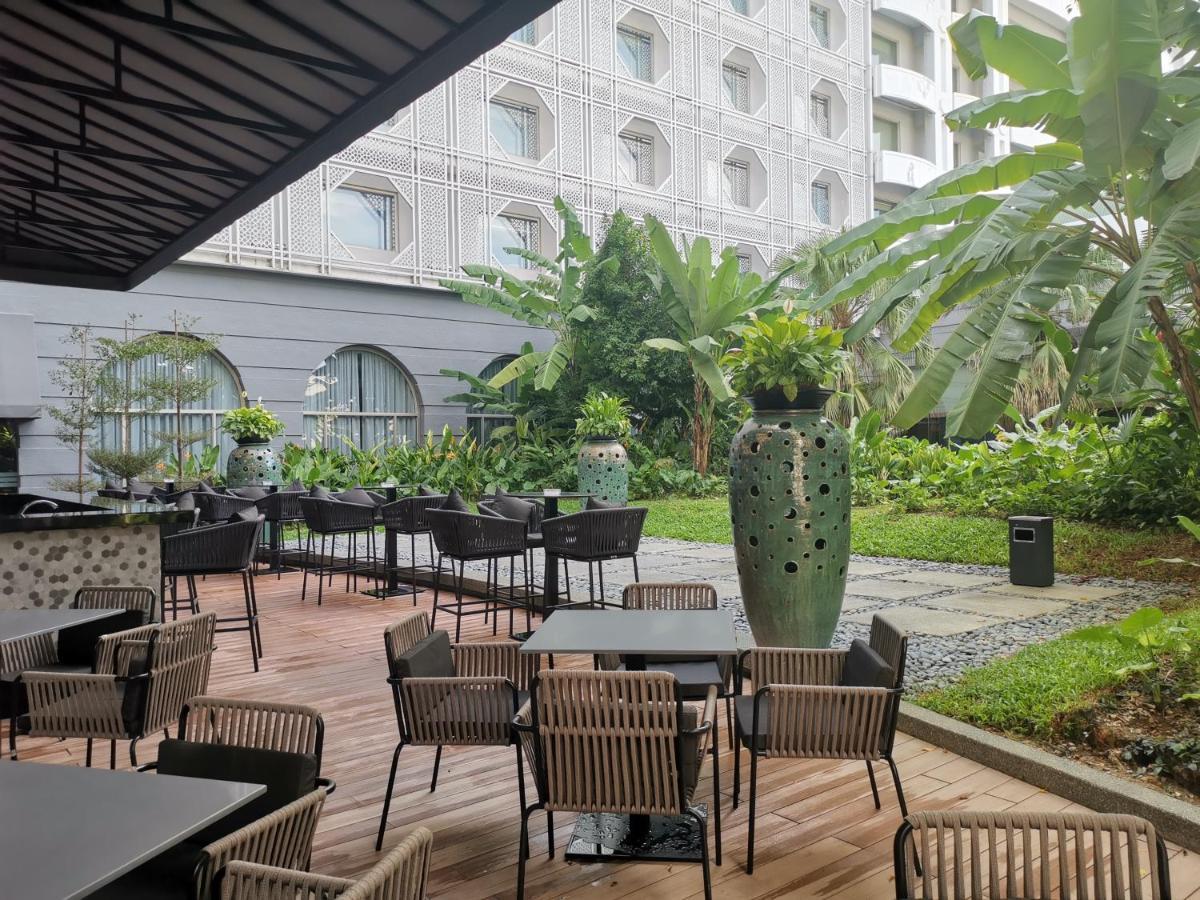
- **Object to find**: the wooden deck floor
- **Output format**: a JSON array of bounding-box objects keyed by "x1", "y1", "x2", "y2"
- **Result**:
[{"x1": 10, "y1": 570, "x2": 1200, "y2": 899}]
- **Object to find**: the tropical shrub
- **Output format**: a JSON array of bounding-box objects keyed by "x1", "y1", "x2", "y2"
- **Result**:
[
  {"x1": 574, "y1": 391, "x2": 632, "y2": 440},
  {"x1": 221, "y1": 403, "x2": 285, "y2": 443},
  {"x1": 723, "y1": 311, "x2": 845, "y2": 401}
]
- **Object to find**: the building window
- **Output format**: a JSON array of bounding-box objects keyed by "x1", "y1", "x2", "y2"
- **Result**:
[
  {"x1": 736, "y1": 253, "x2": 752, "y2": 274},
  {"x1": 330, "y1": 186, "x2": 394, "y2": 251},
  {"x1": 810, "y1": 5, "x2": 831, "y2": 48},
  {"x1": 491, "y1": 213, "x2": 540, "y2": 269},
  {"x1": 722, "y1": 63, "x2": 750, "y2": 112},
  {"x1": 730, "y1": 0, "x2": 750, "y2": 12},
  {"x1": 303, "y1": 346, "x2": 418, "y2": 450},
  {"x1": 96, "y1": 345, "x2": 243, "y2": 459},
  {"x1": 874, "y1": 198, "x2": 896, "y2": 216},
  {"x1": 810, "y1": 93, "x2": 831, "y2": 138},
  {"x1": 723, "y1": 158, "x2": 750, "y2": 207},
  {"x1": 812, "y1": 181, "x2": 832, "y2": 225},
  {"x1": 466, "y1": 356, "x2": 518, "y2": 443},
  {"x1": 874, "y1": 117, "x2": 900, "y2": 152},
  {"x1": 489, "y1": 98, "x2": 539, "y2": 159},
  {"x1": 511, "y1": 21, "x2": 537, "y2": 44},
  {"x1": 872, "y1": 34, "x2": 899, "y2": 66},
  {"x1": 0, "y1": 421, "x2": 14, "y2": 493},
  {"x1": 619, "y1": 131, "x2": 655, "y2": 186},
  {"x1": 617, "y1": 24, "x2": 654, "y2": 81}
]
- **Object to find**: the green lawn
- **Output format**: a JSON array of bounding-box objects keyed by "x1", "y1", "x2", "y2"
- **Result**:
[{"x1": 639, "y1": 498, "x2": 1200, "y2": 584}]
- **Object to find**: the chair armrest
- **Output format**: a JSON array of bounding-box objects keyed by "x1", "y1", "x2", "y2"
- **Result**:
[
  {"x1": 317, "y1": 776, "x2": 337, "y2": 796},
  {"x1": 400, "y1": 676, "x2": 516, "y2": 745},
  {"x1": 759, "y1": 684, "x2": 897, "y2": 759},
  {"x1": 0, "y1": 634, "x2": 56, "y2": 672},
  {"x1": 682, "y1": 685, "x2": 719, "y2": 762},
  {"x1": 137, "y1": 761, "x2": 159, "y2": 773},
  {"x1": 216, "y1": 860, "x2": 354, "y2": 899},
  {"x1": 746, "y1": 647, "x2": 849, "y2": 690},
  {"x1": 94, "y1": 626, "x2": 157, "y2": 675}
]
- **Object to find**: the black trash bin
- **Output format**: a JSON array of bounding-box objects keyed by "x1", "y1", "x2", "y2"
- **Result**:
[{"x1": 1009, "y1": 515, "x2": 1054, "y2": 587}]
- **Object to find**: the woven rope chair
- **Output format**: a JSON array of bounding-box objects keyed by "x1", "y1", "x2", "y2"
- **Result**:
[
  {"x1": 426, "y1": 509, "x2": 531, "y2": 641},
  {"x1": 379, "y1": 495, "x2": 444, "y2": 606},
  {"x1": 514, "y1": 669, "x2": 721, "y2": 900},
  {"x1": 195, "y1": 492, "x2": 258, "y2": 524},
  {"x1": 893, "y1": 811, "x2": 1172, "y2": 900},
  {"x1": 479, "y1": 495, "x2": 568, "y2": 610},
  {"x1": 733, "y1": 613, "x2": 909, "y2": 874},
  {"x1": 255, "y1": 491, "x2": 307, "y2": 577},
  {"x1": 376, "y1": 610, "x2": 535, "y2": 851},
  {"x1": 299, "y1": 496, "x2": 380, "y2": 606},
  {"x1": 219, "y1": 825, "x2": 433, "y2": 900},
  {"x1": 541, "y1": 507, "x2": 647, "y2": 607},
  {"x1": 180, "y1": 696, "x2": 326, "y2": 774},
  {"x1": 162, "y1": 516, "x2": 265, "y2": 671},
  {"x1": 74, "y1": 585, "x2": 157, "y2": 623},
  {"x1": 19, "y1": 611, "x2": 217, "y2": 768}
]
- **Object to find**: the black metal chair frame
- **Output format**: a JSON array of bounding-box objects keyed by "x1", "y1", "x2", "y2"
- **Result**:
[
  {"x1": 160, "y1": 516, "x2": 265, "y2": 672},
  {"x1": 379, "y1": 495, "x2": 444, "y2": 605},
  {"x1": 254, "y1": 490, "x2": 308, "y2": 576},
  {"x1": 298, "y1": 497, "x2": 380, "y2": 606},
  {"x1": 194, "y1": 492, "x2": 258, "y2": 524},
  {"x1": 478, "y1": 497, "x2": 573, "y2": 612},
  {"x1": 425, "y1": 509, "x2": 531, "y2": 641},
  {"x1": 540, "y1": 507, "x2": 647, "y2": 608}
]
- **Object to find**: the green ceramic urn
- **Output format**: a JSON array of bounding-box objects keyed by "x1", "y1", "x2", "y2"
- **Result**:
[
  {"x1": 226, "y1": 439, "x2": 282, "y2": 488},
  {"x1": 729, "y1": 387, "x2": 850, "y2": 647},
  {"x1": 576, "y1": 437, "x2": 628, "y2": 505}
]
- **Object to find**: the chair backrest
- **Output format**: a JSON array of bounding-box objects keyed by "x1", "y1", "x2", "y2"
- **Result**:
[
  {"x1": 869, "y1": 613, "x2": 907, "y2": 689},
  {"x1": 380, "y1": 495, "x2": 445, "y2": 533},
  {"x1": 341, "y1": 826, "x2": 434, "y2": 900},
  {"x1": 623, "y1": 582, "x2": 717, "y2": 610},
  {"x1": 528, "y1": 669, "x2": 687, "y2": 816},
  {"x1": 142, "y1": 611, "x2": 218, "y2": 734},
  {"x1": 180, "y1": 696, "x2": 324, "y2": 771},
  {"x1": 541, "y1": 507, "x2": 648, "y2": 558},
  {"x1": 73, "y1": 586, "x2": 156, "y2": 624},
  {"x1": 162, "y1": 516, "x2": 264, "y2": 574},
  {"x1": 195, "y1": 491, "x2": 257, "y2": 523},
  {"x1": 298, "y1": 495, "x2": 376, "y2": 533},
  {"x1": 256, "y1": 490, "x2": 304, "y2": 523},
  {"x1": 894, "y1": 811, "x2": 1171, "y2": 900},
  {"x1": 425, "y1": 509, "x2": 526, "y2": 559},
  {"x1": 384, "y1": 611, "x2": 433, "y2": 668}
]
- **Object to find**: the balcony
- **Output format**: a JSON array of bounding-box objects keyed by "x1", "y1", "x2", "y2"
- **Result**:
[
  {"x1": 949, "y1": 91, "x2": 981, "y2": 115},
  {"x1": 875, "y1": 149, "x2": 941, "y2": 190},
  {"x1": 1008, "y1": 124, "x2": 1057, "y2": 149},
  {"x1": 872, "y1": 0, "x2": 940, "y2": 31},
  {"x1": 873, "y1": 64, "x2": 940, "y2": 115}
]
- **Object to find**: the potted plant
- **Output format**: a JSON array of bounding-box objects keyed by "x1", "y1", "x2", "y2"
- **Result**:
[
  {"x1": 574, "y1": 391, "x2": 632, "y2": 505},
  {"x1": 723, "y1": 310, "x2": 851, "y2": 648},
  {"x1": 221, "y1": 400, "x2": 286, "y2": 487}
]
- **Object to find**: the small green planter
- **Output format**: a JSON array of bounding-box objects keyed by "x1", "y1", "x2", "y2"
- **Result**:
[
  {"x1": 577, "y1": 437, "x2": 628, "y2": 505},
  {"x1": 226, "y1": 439, "x2": 282, "y2": 488},
  {"x1": 729, "y1": 388, "x2": 850, "y2": 647}
]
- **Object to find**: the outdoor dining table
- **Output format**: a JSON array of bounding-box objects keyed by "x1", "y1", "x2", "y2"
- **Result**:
[
  {"x1": 0, "y1": 761, "x2": 265, "y2": 900},
  {"x1": 0, "y1": 607, "x2": 124, "y2": 645},
  {"x1": 520, "y1": 608, "x2": 738, "y2": 864}
]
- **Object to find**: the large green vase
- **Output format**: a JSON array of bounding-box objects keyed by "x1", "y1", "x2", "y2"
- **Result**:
[
  {"x1": 729, "y1": 388, "x2": 851, "y2": 647},
  {"x1": 576, "y1": 437, "x2": 628, "y2": 505},
  {"x1": 226, "y1": 439, "x2": 282, "y2": 488}
]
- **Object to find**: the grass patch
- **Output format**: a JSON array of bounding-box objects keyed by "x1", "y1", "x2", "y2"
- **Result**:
[
  {"x1": 917, "y1": 607, "x2": 1200, "y2": 738},
  {"x1": 638, "y1": 498, "x2": 1199, "y2": 584}
]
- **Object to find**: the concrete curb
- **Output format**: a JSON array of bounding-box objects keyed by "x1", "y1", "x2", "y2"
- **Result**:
[{"x1": 899, "y1": 701, "x2": 1200, "y2": 851}]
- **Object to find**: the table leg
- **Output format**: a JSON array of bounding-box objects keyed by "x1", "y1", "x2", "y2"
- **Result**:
[
  {"x1": 365, "y1": 486, "x2": 405, "y2": 599},
  {"x1": 543, "y1": 496, "x2": 560, "y2": 614}
]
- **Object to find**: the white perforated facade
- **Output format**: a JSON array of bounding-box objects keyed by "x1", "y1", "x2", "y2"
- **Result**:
[{"x1": 187, "y1": 0, "x2": 874, "y2": 281}]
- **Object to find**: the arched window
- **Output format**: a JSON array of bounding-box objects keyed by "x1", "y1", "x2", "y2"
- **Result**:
[
  {"x1": 304, "y1": 346, "x2": 418, "y2": 449},
  {"x1": 465, "y1": 356, "x2": 517, "y2": 444},
  {"x1": 95, "y1": 343, "x2": 242, "y2": 457}
]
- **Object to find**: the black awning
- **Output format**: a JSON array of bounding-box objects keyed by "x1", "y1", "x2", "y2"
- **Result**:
[{"x1": 0, "y1": 0, "x2": 557, "y2": 290}]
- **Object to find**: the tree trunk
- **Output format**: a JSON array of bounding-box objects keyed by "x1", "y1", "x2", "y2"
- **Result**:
[
  {"x1": 1148, "y1": 295, "x2": 1200, "y2": 429},
  {"x1": 691, "y1": 377, "x2": 711, "y2": 476}
]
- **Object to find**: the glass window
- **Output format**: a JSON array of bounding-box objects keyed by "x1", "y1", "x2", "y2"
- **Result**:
[
  {"x1": 330, "y1": 187, "x2": 394, "y2": 251},
  {"x1": 0, "y1": 421, "x2": 17, "y2": 494},
  {"x1": 511, "y1": 22, "x2": 537, "y2": 44},
  {"x1": 874, "y1": 198, "x2": 896, "y2": 216},
  {"x1": 619, "y1": 131, "x2": 655, "y2": 186},
  {"x1": 617, "y1": 25, "x2": 653, "y2": 81},
  {"x1": 466, "y1": 357, "x2": 518, "y2": 443},
  {"x1": 811, "y1": 93, "x2": 831, "y2": 138},
  {"x1": 810, "y1": 4, "x2": 830, "y2": 48},
  {"x1": 723, "y1": 158, "x2": 750, "y2": 207},
  {"x1": 723, "y1": 63, "x2": 750, "y2": 112},
  {"x1": 303, "y1": 347, "x2": 418, "y2": 450},
  {"x1": 491, "y1": 214, "x2": 540, "y2": 269},
  {"x1": 736, "y1": 253, "x2": 752, "y2": 274},
  {"x1": 96, "y1": 345, "x2": 242, "y2": 459},
  {"x1": 730, "y1": 0, "x2": 750, "y2": 13},
  {"x1": 874, "y1": 117, "x2": 900, "y2": 152},
  {"x1": 489, "y1": 98, "x2": 539, "y2": 159},
  {"x1": 812, "y1": 181, "x2": 832, "y2": 225},
  {"x1": 872, "y1": 34, "x2": 899, "y2": 65}
]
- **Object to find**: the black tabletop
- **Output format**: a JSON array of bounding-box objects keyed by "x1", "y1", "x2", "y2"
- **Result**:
[
  {"x1": 0, "y1": 608, "x2": 124, "y2": 644},
  {"x1": 507, "y1": 491, "x2": 593, "y2": 500},
  {"x1": 0, "y1": 762, "x2": 265, "y2": 900},
  {"x1": 520, "y1": 609, "x2": 737, "y2": 657}
]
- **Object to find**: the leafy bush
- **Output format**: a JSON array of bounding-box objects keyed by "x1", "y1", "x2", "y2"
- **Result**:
[
  {"x1": 221, "y1": 404, "x2": 285, "y2": 443},
  {"x1": 574, "y1": 391, "x2": 632, "y2": 440},
  {"x1": 724, "y1": 312, "x2": 845, "y2": 400}
]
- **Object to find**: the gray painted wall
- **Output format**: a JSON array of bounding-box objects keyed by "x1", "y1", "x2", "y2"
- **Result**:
[{"x1": 0, "y1": 262, "x2": 549, "y2": 494}]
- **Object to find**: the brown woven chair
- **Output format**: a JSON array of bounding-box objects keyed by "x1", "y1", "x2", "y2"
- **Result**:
[
  {"x1": 74, "y1": 585, "x2": 158, "y2": 622},
  {"x1": 733, "y1": 614, "x2": 909, "y2": 874},
  {"x1": 893, "y1": 811, "x2": 1172, "y2": 900},
  {"x1": 179, "y1": 695, "x2": 327, "y2": 774},
  {"x1": 376, "y1": 610, "x2": 536, "y2": 851},
  {"x1": 218, "y1": 825, "x2": 433, "y2": 900},
  {"x1": 18, "y1": 611, "x2": 217, "y2": 768},
  {"x1": 514, "y1": 669, "x2": 721, "y2": 900}
]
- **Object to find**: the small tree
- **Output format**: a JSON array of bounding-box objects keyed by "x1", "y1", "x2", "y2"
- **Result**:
[
  {"x1": 139, "y1": 311, "x2": 220, "y2": 471},
  {"x1": 47, "y1": 325, "x2": 103, "y2": 500},
  {"x1": 89, "y1": 315, "x2": 163, "y2": 487}
]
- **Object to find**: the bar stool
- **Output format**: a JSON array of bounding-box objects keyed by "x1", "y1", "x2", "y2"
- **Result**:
[
  {"x1": 541, "y1": 506, "x2": 647, "y2": 608},
  {"x1": 478, "y1": 493, "x2": 572, "y2": 611},
  {"x1": 379, "y1": 495, "x2": 443, "y2": 604},
  {"x1": 298, "y1": 496, "x2": 380, "y2": 605},
  {"x1": 255, "y1": 490, "x2": 307, "y2": 577}
]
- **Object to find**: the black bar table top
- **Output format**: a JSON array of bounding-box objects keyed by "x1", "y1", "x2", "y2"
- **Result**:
[
  {"x1": 519, "y1": 608, "x2": 737, "y2": 661},
  {"x1": 0, "y1": 608, "x2": 124, "y2": 644},
  {"x1": 0, "y1": 762, "x2": 265, "y2": 900}
]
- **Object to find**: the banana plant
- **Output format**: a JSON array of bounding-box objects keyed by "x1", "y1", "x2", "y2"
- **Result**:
[
  {"x1": 798, "y1": 0, "x2": 1200, "y2": 437},
  {"x1": 439, "y1": 198, "x2": 613, "y2": 392},
  {"x1": 642, "y1": 215, "x2": 788, "y2": 475}
]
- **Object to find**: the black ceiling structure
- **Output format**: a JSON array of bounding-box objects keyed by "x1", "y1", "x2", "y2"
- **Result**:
[{"x1": 0, "y1": 0, "x2": 558, "y2": 290}]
